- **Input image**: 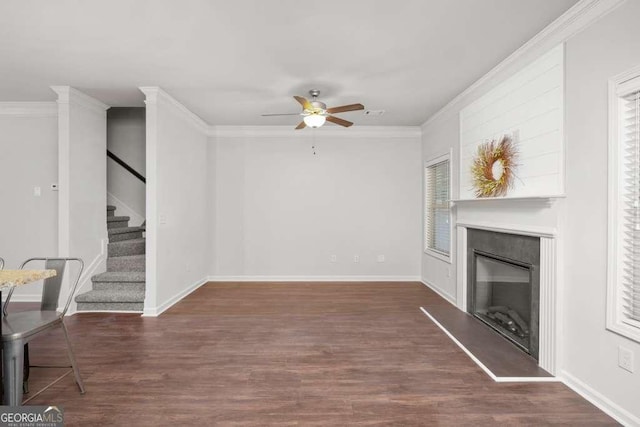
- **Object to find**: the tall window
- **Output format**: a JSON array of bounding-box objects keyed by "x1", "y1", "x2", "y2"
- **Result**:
[
  {"x1": 424, "y1": 154, "x2": 451, "y2": 259},
  {"x1": 608, "y1": 67, "x2": 640, "y2": 342}
]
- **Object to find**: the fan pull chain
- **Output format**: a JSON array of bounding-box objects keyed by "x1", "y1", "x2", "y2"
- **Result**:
[{"x1": 312, "y1": 129, "x2": 317, "y2": 155}]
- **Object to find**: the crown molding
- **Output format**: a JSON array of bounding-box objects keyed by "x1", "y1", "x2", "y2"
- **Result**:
[
  {"x1": 139, "y1": 86, "x2": 210, "y2": 135},
  {"x1": 211, "y1": 125, "x2": 422, "y2": 139},
  {"x1": 0, "y1": 102, "x2": 57, "y2": 117},
  {"x1": 50, "y1": 86, "x2": 109, "y2": 113},
  {"x1": 421, "y1": 0, "x2": 627, "y2": 131}
]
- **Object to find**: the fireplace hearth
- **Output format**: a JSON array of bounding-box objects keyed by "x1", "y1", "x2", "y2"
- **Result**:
[{"x1": 467, "y1": 229, "x2": 540, "y2": 360}]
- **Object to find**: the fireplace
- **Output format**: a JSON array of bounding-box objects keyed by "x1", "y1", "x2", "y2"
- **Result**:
[{"x1": 467, "y1": 228, "x2": 540, "y2": 360}]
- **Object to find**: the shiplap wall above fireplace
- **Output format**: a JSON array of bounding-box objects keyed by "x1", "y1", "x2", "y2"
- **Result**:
[{"x1": 459, "y1": 44, "x2": 565, "y2": 200}]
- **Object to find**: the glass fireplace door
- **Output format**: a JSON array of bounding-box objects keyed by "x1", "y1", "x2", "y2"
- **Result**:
[{"x1": 471, "y1": 251, "x2": 533, "y2": 353}]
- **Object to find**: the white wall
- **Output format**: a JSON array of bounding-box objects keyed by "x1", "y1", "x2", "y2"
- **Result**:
[
  {"x1": 54, "y1": 87, "x2": 109, "y2": 310},
  {"x1": 142, "y1": 88, "x2": 209, "y2": 316},
  {"x1": 0, "y1": 103, "x2": 58, "y2": 300},
  {"x1": 562, "y1": 1, "x2": 640, "y2": 422},
  {"x1": 107, "y1": 107, "x2": 145, "y2": 225},
  {"x1": 212, "y1": 127, "x2": 422, "y2": 280}
]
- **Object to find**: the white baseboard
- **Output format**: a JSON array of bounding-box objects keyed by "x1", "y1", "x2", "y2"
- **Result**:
[
  {"x1": 561, "y1": 370, "x2": 640, "y2": 426},
  {"x1": 206, "y1": 275, "x2": 421, "y2": 282},
  {"x1": 107, "y1": 191, "x2": 145, "y2": 227},
  {"x1": 420, "y1": 279, "x2": 457, "y2": 306},
  {"x1": 142, "y1": 276, "x2": 208, "y2": 317}
]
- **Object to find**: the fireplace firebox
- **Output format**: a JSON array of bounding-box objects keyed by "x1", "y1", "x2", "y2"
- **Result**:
[{"x1": 467, "y1": 229, "x2": 540, "y2": 360}]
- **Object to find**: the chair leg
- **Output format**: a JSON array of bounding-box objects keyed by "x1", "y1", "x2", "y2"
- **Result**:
[
  {"x1": 2, "y1": 340, "x2": 25, "y2": 405},
  {"x1": 23, "y1": 344, "x2": 30, "y2": 394},
  {"x1": 61, "y1": 322, "x2": 85, "y2": 394}
]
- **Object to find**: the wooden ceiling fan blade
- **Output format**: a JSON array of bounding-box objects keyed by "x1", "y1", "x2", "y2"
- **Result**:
[
  {"x1": 326, "y1": 115, "x2": 353, "y2": 127},
  {"x1": 261, "y1": 113, "x2": 301, "y2": 116},
  {"x1": 294, "y1": 96, "x2": 312, "y2": 111},
  {"x1": 295, "y1": 121, "x2": 307, "y2": 130},
  {"x1": 326, "y1": 103, "x2": 364, "y2": 114}
]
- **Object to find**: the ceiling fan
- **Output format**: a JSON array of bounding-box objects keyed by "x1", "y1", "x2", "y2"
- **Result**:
[{"x1": 262, "y1": 89, "x2": 364, "y2": 130}]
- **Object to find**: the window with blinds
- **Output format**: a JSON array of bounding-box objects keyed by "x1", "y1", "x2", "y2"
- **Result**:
[
  {"x1": 608, "y1": 69, "x2": 640, "y2": 342},
  {"x1": 621, "y1": 89, "x2": 640, "y2": 327},
  {"x1": 424, "y1": 156, "x2": 450, "y2": 258}
]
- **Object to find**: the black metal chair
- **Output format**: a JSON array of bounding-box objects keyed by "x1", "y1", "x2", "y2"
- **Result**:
[{"x1": 2, "y1": 258, "x2": 85, "y2": 405}]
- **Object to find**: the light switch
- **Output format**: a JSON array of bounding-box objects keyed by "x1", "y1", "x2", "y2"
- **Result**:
[
  {"x1": 33, "y1": 186, "x2": 41, "y2": 197},
  {"x1": 159, "y1": 214, "x2": 167, "y2": 225}
]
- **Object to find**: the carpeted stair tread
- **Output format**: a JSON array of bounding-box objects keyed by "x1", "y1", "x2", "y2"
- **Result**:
[
  {"x1": 75, "y1": 289, "x2": 145, "y2": 303},
  {"x1": 107, "y1": 215, "x2": 130, "y2": 222},
  {"x1": 108, "y1": 227, "x2": 144, "y2": 242},
  {"x1": 92, "y1": 271, "x2": 145, "y2": 283},
  {"x1": 107, "y1": 205, "x2": 116, "y2": 211},
  {"x1": 91, "y1": 271, "x2": 145, "y2": 292},
  {"x1": 107, "y1": 254, "x2": 145, "y2": 272},
  {"x1": 108, "y1": 226, "x2": 144, "y2": 236},
  {"x1": 108, "y1": 238, "x2": 145, "y2": 257}
]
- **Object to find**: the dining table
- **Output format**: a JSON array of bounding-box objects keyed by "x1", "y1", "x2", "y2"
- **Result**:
[{"x1": 0, "y1": 269, "x2": 57, "y2": 405}]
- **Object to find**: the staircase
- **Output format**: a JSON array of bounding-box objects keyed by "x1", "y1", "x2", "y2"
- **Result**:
[{"x1": 75, "y1": 205, "x2": 146, "y2": 311}]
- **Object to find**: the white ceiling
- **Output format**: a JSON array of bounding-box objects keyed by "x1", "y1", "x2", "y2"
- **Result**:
[{"x1": 0, "y1": 0, "x2": 578, "y2": 126}]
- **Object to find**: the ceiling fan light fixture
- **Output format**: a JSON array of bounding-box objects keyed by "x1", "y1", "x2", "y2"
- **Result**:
[{"x1": 303, "y1": 114, "x2": 326, "y2": 128}]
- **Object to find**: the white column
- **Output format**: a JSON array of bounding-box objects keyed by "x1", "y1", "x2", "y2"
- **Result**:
[
  {"x1": 51, "y1": 86, "x2": 109, "y2": 313},
  {"x1": 456, "y1": 225, "x2": 468, "y2": 311},
  {"x1": 539, "y1": 236, "x2": 557, "y2": 374},
  {"x1": 139, "y1": 87, "x2": 159, "y2": 316}
]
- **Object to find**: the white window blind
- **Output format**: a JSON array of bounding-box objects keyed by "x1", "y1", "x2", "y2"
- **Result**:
[
  {"x1": 425, "y1": 158, "x2": 450, "y2": 256},
  {"x1": 609, "y1": 69, "x2": 640, "y2": 343},
  {"x1": 621, "y1": 89, "x2": 640, "y2": 326}
]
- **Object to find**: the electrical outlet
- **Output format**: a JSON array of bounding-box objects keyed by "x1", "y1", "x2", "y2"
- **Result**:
[
  {"x1": 330, "y1": 255, "x2": 337, "y2": 263},
  {"x1": 619, "y1": 346, "x2": 634, "y2": 373},
  {"x1": 159, "y1": 214, "x2": 167, "y2": 225},
  {"x1": 377, "y1": 255, "x2": 385, "y2": 263},
  {"x1": 354, "y1": 255, "x2": 360, "y2": 263}
]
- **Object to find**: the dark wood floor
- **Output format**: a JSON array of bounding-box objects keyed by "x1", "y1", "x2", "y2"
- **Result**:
[{"x1": 21, "y1": 282, "x2": 615, "y2": 426}]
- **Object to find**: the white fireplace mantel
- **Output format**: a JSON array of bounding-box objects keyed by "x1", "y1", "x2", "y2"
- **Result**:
[{"x1": 456, "y1": 221, "x2": 557, "y2": 238}]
